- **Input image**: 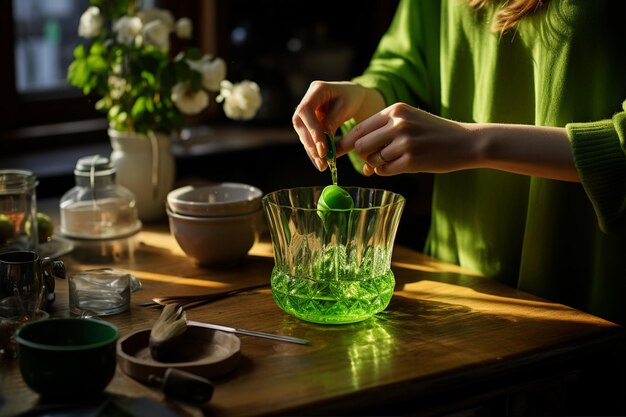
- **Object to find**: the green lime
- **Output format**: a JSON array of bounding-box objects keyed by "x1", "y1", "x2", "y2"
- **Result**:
[
  {"x1": 0, "y1": 214, "x2": 15, "y2": 245},
  {"x1": 25, "y1": 212, "x2": 55, "y2": 243},
  {"x1": 317, "y1": 185, "x2": 354, "y2": 211},
  {"x1": 36, "y1": 212, "x2": 54, "y2": 243}
]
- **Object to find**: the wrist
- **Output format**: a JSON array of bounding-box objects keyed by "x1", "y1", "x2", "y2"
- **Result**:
[
  {"x1": 461, "y1": 122, "x2": 492, "y2": 169},
  {"x1": 355, "y1": 86, "x2": 386, "y2": 122}
]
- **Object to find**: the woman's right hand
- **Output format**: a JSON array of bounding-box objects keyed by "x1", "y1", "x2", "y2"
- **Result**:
[{"x1": 292, "y1": 81, "x2": 385, "y2": 171}]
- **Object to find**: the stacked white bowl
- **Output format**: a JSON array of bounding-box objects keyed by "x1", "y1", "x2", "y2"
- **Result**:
[{"x1": 166, "y1": 182, "x2": 264, "y2": 266}]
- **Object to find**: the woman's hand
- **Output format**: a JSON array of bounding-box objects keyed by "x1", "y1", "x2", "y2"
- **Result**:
[
  {"x1": 338, "y1": 102, "x2": 578, "y2": 182},
  {"x1": 292, "y1": 81, "x2": 385, "y2": 171},
  {"x1": 339, "y1": 103, "x2": 479, "y2": 176}
]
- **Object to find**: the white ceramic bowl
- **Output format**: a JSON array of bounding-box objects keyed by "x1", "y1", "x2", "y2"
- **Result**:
[
  {"x1": 167, "y1": 183, "x2": 263, "y2": 217},
  {"x1": 167, "y1": 208, "x2": 262, "y2": 266}
]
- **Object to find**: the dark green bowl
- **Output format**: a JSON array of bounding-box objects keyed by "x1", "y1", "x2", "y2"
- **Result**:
[{"x1": 15, "y1": 318, "x2": 119, "y2": 401}]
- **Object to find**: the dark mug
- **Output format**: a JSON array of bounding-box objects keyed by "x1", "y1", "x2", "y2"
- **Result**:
[{"x1": 0, "y1": 251, "x2": 65, "y2": 315}]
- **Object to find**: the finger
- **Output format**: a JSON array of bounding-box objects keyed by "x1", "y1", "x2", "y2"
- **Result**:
[
  {"x1": 337, "y1": 112, "x2": 388, "y2": 157},
  {"x1": 374, "y1": 163, "x2": 395, "y2": 176},
  {"x1": 312, "y1": 156, "x2": 326, "y2": 171},
  {"x1": 295, "y1": 103, "x2": 326, "y2": 159},
  {"x1": 293, "y1": 114, "x2": 326, "y2": 171},
  {"x1": 362, "y1": 163, "x2": 376, "y2": 177},
  {"x1": 292, "y1": 113, "x2": 315, "y2": 154},
  {"x1": 367, "y1": 142, "x2": 402, "y2": 168},
  {"x1": 366, "y1": 148, "x2": 389, "y2": 168},
  {"x1": 367, "y1": 140, "x2": 403, "y2": 167},
  {"x1": 374, "y1": 154, "x2": 413, "y2": 176}
]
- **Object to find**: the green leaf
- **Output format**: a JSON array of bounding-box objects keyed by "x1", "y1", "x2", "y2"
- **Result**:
[
  {"x1": 141, "y1": 70, "x2": 156, "y2": 87},
  {"x1": 117, "y1": 111, "x2": 128, "y2": 124},
  {"x1": 145, "y1": 99, "x2": 155, "y2": 113},
  {"x1": 67, "y1": 59, "x2": 90, "y2": 88},
  {"x1": 95, "y1": 98, "x2": 109, "y2": 111},
  {"x1": 160, "y1": 67, "x2": 175, "y2": 89},
  {"x1": 131, "y1": 97, "x2": 147, "y2": 119},
  {"x1": 73, "y1": 44, "x2": 85, "y2": 59},
  {"x1": 189, "y1": 71, "x2": 202, "y2": 91},
  {"x1": 92, "y1": 0, "x2": 131, "y2": 21},
  {"x1": 89, "y1": 40, "x2": 105, "y2": 56},
  {"x1": 185, "y1": 48, "x2": 203, "y2": 61},
  {"x1": 174, "y1": 61, "x2": 191, "y2": 81},
  {"x1": 87, "y1": 55, "x2": 108, "y2": 72}
]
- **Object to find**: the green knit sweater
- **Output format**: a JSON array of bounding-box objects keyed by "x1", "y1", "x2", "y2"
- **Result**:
[{"x1": 350, "y1": 0, "x2": 626, "y2": 325}]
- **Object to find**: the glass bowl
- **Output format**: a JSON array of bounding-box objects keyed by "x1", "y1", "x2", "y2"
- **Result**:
[{"x1": 262, "y1": 186, "x2": 405, "y2": 324}]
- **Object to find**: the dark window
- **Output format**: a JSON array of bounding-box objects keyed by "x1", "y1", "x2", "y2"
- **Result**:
[
  {"x1": 0, "y1": 0, "x2": 106, "y2": 153},
  {"x1": 0, "y1": 0, "x2": 398, "y2": 151}
]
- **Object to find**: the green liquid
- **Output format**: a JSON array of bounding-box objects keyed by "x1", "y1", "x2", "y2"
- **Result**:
[
  {"x1": 271, "y1": 266, "x2": 395, "y2": 324},
  {"x1": 329, "y1": 160, "x2": 338, "y2": 185},
  {"x1": 325, "y1": 133, "x2": 338, "y2": 186}
]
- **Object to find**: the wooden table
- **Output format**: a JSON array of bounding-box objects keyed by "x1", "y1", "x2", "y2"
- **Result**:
[{"x1": 1, "y1": 224, "x2": 625, "y2": 417}]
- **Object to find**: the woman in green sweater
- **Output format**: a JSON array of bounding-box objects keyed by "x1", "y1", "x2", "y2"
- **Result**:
[{"x1": 292, "y1": 0, "x2": 626, "y2": 325}]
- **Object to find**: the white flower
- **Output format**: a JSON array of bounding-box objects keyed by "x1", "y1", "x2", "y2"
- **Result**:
[
  {"x1": 187, "y1": 55, "x2": 227, "y2": 92},
  {"x1": 142, "y1": 20, "x2": 171, "y2": 52},
  {"x1": 171, "y1": 82, "x2": 209, "y2": 115},
  {"x1": 175, "y1": 18, "x2": 193, "y2": 39},
  {"x1": 217, "y1": 80, "x2": 262, "y2": 120},
  {"x1": 113, "y1": 16, "x2": 142, "y2": 45},
  {"x1": 107, "y1": 75, "x2": 127, "y2": 100},
  {"x1": 137, "y1": 8, "x2": 175, "y2": 32},
  {"x1": 78, "y1": 6, "x2": 104, "y2": 38},
  {"x1": 70, "y1": 4, "x2": 262, "y2": 134},
  {"x1": 111, "y1": 63, "x2": 122, "y2": 75}
]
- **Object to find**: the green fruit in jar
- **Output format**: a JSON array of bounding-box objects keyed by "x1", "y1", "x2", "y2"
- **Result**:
[
  {"x1": 0, "y1": 214, "x2": 15, "y2": 245},
  {"x1": 36, "y1": 212, "x2": 54, "y2": 243},
  {"x1": 25, "y1": 212, "x2": 54, "y2": 243}
]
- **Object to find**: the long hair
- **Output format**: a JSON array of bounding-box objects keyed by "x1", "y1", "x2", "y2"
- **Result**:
[{"x1": 466, "y1": 0, "x2": 545, "y2": 32}]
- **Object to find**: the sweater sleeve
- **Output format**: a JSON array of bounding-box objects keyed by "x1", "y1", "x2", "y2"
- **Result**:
[
  {"x1": 351, "y1": 0, "x2": 441, "y2": 113},
  {"x1": 341, "y1": 0, "x2": 441, "y2": 173},
  {"x1": 565, "y1": 99, "x2": 626, "y2": 233}
]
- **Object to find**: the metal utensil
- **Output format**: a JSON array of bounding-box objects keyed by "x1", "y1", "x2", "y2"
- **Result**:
[
  {"x1": 138, "y1": 284, "x2": 268, "y2": 308},
  {"x1": 187, "y1": 320, "x2": 310, "y2": 345}
]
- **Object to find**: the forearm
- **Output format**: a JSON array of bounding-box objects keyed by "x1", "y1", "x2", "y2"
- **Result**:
[{"x1": 467, "y1": 123, "x2": 580, "y2": 182}]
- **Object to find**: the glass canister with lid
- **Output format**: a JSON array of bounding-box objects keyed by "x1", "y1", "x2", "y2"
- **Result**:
[
  {"x1": 0, "y1": 170, "x2": 39, "y2": 252},
  {"x1": 60, "y1": 155, "x2": 141, "y2": 239}
]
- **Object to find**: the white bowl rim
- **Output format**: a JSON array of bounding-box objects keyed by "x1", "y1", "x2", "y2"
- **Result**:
[{"x1": 167, "y1": 182, "x2": 263, "y2": 208}]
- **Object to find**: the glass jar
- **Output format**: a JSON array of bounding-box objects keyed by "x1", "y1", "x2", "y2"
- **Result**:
[
  {"x1": 262, "y1": 186, "x2": 405, "y2": 324},
  {"x1": 60, "y1": 155, "x2": 141, "y2": 239},
  {"x1": 0, "y1": 170, "x2": 39, "y2": 253}
]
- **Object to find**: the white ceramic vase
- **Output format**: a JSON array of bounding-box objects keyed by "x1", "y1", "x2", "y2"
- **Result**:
[{"x1": 108, "y1": 129, "x2": 175, "y2": 222}]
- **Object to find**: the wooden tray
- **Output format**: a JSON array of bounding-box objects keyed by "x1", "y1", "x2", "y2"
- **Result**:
[{"x1": 117, "y1": 326, "x2": 240, "y2": 383}]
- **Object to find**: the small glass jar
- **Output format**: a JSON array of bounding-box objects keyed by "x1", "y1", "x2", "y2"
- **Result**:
[
  {"x1": 60, "y1": 155, "x2": 141, "y2": 239},
  {"x1": 0, "y1": 170, "x2": 39, "y2": 253}
]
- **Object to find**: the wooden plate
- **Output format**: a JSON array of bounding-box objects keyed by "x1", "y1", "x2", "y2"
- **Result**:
[{"x1": 117, "y1": 326, "x2": 240, "y2": 383}]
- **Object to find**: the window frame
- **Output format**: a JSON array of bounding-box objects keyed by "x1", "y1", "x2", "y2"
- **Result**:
[
  {"x1": 0, "y1": 1, "x2": 103, "y2": 130},
  {"x1": 0, "y1": 0, "x2": 210, "y2": 152}
]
